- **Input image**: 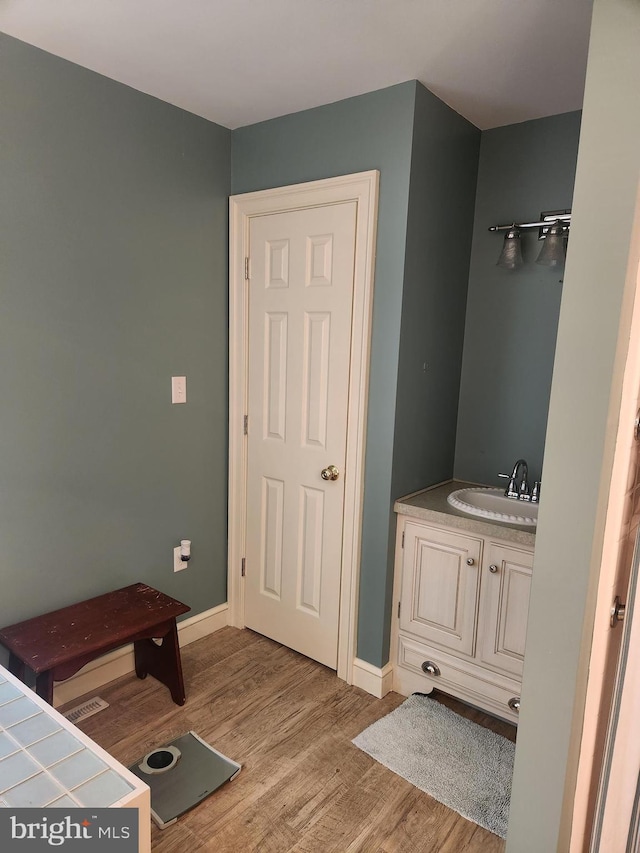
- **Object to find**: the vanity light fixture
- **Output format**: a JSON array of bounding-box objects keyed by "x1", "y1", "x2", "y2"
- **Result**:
[
  {"x1": 496, "y1": 225, "x2": 523, "y2": 269},
  {"x1": 489, "y1": 209, "x2": 571, "y2": 268},
  {"x1": 535, "y1": 218, "x2": 566, "y2": 267}
]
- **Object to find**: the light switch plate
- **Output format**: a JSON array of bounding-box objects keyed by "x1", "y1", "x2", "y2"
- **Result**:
[{"x1": 171, "y1": 376, "x2": 187, "y2": 404}]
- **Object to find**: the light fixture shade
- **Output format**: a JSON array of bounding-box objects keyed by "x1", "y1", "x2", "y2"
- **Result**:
[
  {"x1": 536, "y1": 220, "x2": 566, "y2": 267},
  {"x1": 497, "y1": 226, "x2": 523, "y2": 269}
]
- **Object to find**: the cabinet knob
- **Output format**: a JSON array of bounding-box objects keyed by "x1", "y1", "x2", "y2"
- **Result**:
[
  {"x1": 508, "y1": 697, "x2": 521, "y2": 712},
  {"x1": 421, "y1": 660, "x2": 441, "y2": 677},
  {"x1": 466, "y1": 558, "x2": 475, "y2": 566},
  {"x1": 489, "y1": 564, "x2": 499, "y2": 573}
]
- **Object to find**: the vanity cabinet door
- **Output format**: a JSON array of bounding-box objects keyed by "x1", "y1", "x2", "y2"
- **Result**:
[
  {"x1": 399, "y1": 521, "x2": 482, "y2": 656},
  {"x1": 479, "y1": 542, "x2": 533, "y2": 678}
]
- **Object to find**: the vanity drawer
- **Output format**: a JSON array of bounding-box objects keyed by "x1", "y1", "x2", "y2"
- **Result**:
[{"x1": 396, "y1": 634, "x2": 522, "y2": 723}]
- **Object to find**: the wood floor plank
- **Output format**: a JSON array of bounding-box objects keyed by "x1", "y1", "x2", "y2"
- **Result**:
[
  {"x1": 64, "y1": 627, "x2": 512, "y2": 852},
  {"x1": 149, "y1": 823, "x2": 207, "y2": 853}
]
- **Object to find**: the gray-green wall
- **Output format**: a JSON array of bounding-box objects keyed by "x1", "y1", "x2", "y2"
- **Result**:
[
  {"x1": 0, "y1": 35, "x2": 231, "y2": 643},
  {"x1": 0, "y1": 43, "x2": 480, "y2": 673},
  {"x1": 232, "y1": 83, "x2": 415, "y2": 668},
  {"x1": 508, "y1": 0, "x2": 640, "y2": 848},
  {"x1": 392, "y1": 85, "x2": 480, "y2": 497},
  {"x1": 389, "y1": 85, "x2": 480, "y2": 648},
  {"x1": 7, "y1": 14, "x2": 638, "y2": 848},
  {"x1": 455, "y1": 112, "x2": 582, "y2": 487},
  {"x1": 232, "y1": 81, "x2": 479, "y2": 667}
]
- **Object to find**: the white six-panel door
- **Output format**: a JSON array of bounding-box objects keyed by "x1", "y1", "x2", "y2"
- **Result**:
[
  {"x1": 228, "y1": 171, "x2": 379, "y2": 684},
  {"x1": 244, "y1": 202, "x2": 357, "y2": 668}
]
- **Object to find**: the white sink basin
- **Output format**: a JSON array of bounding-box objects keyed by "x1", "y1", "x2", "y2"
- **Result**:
[{"x1": 447, "y1": 487, "x2": 538, "y2": 526}]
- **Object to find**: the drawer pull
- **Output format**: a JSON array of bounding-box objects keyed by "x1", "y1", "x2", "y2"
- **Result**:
[
  {"x1": 421, "y1": 660, "x2": 441, "y2": 677},
  {"x1": 508, "y1": 696, "x2": 521, "y2": 712}
]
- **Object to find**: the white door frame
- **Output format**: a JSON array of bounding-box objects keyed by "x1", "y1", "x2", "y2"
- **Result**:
[
  {"x1": 227, "y1": 171, "x2": 379, "y2": 683},
  {"x1": 568, "y1": 183, "x2": 640, "y2": 850}
]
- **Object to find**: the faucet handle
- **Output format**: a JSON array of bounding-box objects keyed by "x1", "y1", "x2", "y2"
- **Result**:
[
  {"x1": 531, "y1": 481, "x2": 541, "y2": 503},
  {"x1": 498, "y1": 472, "x2": 519, "y2": 498}
]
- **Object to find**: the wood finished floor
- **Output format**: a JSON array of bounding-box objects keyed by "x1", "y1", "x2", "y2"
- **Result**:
[{"x1": 63, "y1": 627, "x2": 516, "y2": 852}]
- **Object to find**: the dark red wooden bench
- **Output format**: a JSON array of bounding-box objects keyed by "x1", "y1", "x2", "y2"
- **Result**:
[{"x1": 0, "y1": 583, "x2": 190, "y2": 706}]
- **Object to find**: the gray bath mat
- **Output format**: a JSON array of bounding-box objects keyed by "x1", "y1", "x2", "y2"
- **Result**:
[{"x1": 352, "y1": 693, "x2": 514, "y2": 838}]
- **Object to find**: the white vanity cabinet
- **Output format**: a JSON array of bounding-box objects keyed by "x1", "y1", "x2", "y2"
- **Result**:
[
  {"x1": 478, "y1": 541, "x2": 533, "y2": 680},
  {"x1": 392, "y1": 485, "x2": 535, "y2": 724},
  {"x1": 399, "y1": 521, "x2": 482, "y2": 657}
]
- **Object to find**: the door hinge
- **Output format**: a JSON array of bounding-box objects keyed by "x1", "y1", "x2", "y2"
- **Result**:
[
  {"x1": 611, "y1": 595, "x2": 626, "y2": 627},
  {"x1": 243, "y1": 415, "x2": 248, "y2": 435},
  {"x1": 401, "y1": 531, "x2": 405, "y2": 548},
  {"x1": 244, "y1": 257, "x2": 250, "y2": 280},
  {"x1": 241, "y1": 557, "x2": 246, "y2": 577},
  {"x1": 397, "y1": 601, "x2": 401, "y2": 618}
]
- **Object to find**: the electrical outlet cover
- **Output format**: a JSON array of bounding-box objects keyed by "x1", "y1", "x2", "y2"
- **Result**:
[{"x1": 173, "y1": 547, "x2": 187, "y2": 572}]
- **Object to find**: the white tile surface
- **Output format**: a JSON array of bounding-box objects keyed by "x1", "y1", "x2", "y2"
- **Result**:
[
  {"x1": 0, "y1": 732, "x2": 18, "y2": 760},
  {"x1": 3, "y1": 772, "x2": 65, "y2": 807},
  {"x1": 0, "y1": 696, "x2": 40, "y2": 727},
  {"x1": 27, "y1": 730, "x2": 83, "y2": 767},
  {"x1": 73, "y1": 770, "x2": 134, "y2": 807},
  {"x1": 0, "y1": 682, "x2": 23, "y2": 706},
  {"x1": 50, "y1": 749, "x2": 108, "y2": 789},
  {"x1": 9, "y1": 711, "x2": 62, "y2": 746},
  {"x1": 0, "y1": 750, "x2": 41, "y2": 792},
  {"x1": 0, "y1": 662, "x2": 149, "y2": 850},
  {"x1": 47, "y1": 794, "x2": 78, "y2": 808}
]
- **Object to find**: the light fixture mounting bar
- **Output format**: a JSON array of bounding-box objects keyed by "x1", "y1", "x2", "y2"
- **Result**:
[{"x1": 489, "y1": 210, "x2": 571, "y2": 240}]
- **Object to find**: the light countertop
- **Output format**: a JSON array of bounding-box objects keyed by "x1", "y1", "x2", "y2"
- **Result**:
[
  {"x1": 0, "y1": 664, "x2": 149, "y2": 823},
  {"x1": 394, "y1": 480, "x2": 536, "y2": 548}
]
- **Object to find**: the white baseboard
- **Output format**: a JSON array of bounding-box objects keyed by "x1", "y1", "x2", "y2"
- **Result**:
[
  {"x1": 352, "y1": 658, "x2": 393, "y2": 699},
  {"x1": 52, "y1": 602, "x2": 229, "y2": 708}
]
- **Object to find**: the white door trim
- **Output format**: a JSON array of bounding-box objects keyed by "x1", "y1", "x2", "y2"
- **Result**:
[
  {"x1": 227, "y1": 171, "x2": 379, "y2": 683},
  {"x1": 568, "y1": 182, "x2": 640, "y2": 851}
]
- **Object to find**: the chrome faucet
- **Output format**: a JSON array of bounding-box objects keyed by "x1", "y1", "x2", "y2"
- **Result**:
[{"x1": 498, "y1": 459, "x2": 530, "y2": 501}]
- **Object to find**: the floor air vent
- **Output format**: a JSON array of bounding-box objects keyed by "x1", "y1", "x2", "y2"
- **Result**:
[{"x1": 62, "y1": 697, "x2": 109, "y2": 724}]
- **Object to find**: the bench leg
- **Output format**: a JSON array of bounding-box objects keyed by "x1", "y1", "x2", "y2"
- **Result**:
[
  {"x1": 35, "y1": 670, "x2": 54, "y2": 705},
  {"x1": 8, "y1": 655, "x2": 54, "y2": 705},
  {"x1": 8, "y1": 653, "x2": 26, "y2": 683},
  {"x1": 133, "y1": 621, "x2": 186, "y2": 706}
]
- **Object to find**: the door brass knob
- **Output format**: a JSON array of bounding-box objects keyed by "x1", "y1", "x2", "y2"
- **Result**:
[
  {"x1": 321, "y1": 465, "x2": 340, "y2": 481},
  {"x1": 489, "y1": 564, "x2": 499, "y2": 573}
]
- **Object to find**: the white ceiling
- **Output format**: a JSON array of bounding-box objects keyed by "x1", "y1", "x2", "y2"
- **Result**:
[{"x1": 0, "y1": 0, "x2": 593, "y2": 131}]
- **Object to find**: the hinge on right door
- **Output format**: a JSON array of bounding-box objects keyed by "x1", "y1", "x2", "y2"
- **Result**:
[
  {"x1": 244, "y1": 257, "x2": 250, "y2": 281},
  {"x1": 243, "y1": 415, "x2": 248, "y2": 435},
  {"x1": 611, "y1": 595, "x2": 626, "y2": 626},
  {"x1": 241, "y1": 557, "x2": 246, "y2": 577},
  {"x1": 402, "y1": 531, "x2": 405, "y2": 548},
  {"x1": 397, "y1": 601, "x2": 401, "y2": 618}
]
